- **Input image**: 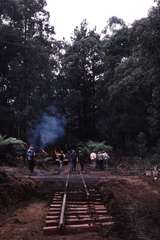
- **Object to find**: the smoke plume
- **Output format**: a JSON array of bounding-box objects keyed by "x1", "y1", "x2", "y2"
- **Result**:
[{"x1": 28, "y1": 107, "x2": 66, "y2": 150}]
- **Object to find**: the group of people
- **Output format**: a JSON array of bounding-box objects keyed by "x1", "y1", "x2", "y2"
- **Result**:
[
  {"x1": 90, "y1": 150, "x2": 110, "y2": 170},
  {"x1": 26, "y1": 146, "x2": 79, "y2": 173},
  {"x1": 60, "y1": 149, "x2": 110, "y2": 172},
  {"x1": 26, "y1": 145, "x2": 110, "y2": 174},
  {"x1": 64, "y1": 149, "x2": 84, "y2": 172}
]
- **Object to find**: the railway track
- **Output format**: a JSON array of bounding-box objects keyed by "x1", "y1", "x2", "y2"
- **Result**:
[{"x1": 43, "y1": 169, "x2": 114, "y2": 235}]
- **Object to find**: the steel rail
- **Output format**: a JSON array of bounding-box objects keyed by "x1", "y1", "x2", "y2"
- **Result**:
[
  {"x1": 59, "y1": 167, "x2": 90, "y2": 231},
  {"x1": 44, "y1": 166, "x2": 113, "y2": 234},
  {"x1": 59, "y1": 173, "x2": 70, "y2": 229},
  {"x1": 78, "y1": 164, "x2": 90, "y2": 200},
  {"x1": 78, "y1": 164, "x2": 100, "y2": 226}
]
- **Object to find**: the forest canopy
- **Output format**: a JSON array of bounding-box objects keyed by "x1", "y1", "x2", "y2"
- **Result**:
[{"x1": 0, "y1": 0, "x2": 160, "y2": 155}]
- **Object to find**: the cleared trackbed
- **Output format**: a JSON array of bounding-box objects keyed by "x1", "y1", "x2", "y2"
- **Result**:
[{"x1": 43, "y1": 171, "x2": 114, "y2": 235}]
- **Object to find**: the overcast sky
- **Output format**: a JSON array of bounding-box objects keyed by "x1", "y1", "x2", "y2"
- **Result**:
[{"x1": 46, "y1": 0, "x2": 154, "y2": 40}]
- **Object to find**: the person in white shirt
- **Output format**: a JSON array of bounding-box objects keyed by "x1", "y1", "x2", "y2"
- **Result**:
[
  {"x1": 90, "y1": 152, "x2": 97, "y2": 161},
  {"x1": 27, "y1": 145, "x2": 36, "y2": 173},
  {"x1": 97, "y1": 151, "x2": 104, "y2": 170},
  {"x1": 102, "y1": 151, "x2": 110, "y2": 169}
]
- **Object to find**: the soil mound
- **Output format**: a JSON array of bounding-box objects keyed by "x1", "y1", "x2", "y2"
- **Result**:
[
  {"x1": 99, "y1": 177, "x2": 160, "y2": 240},
  {"x1": 0, "y1": 168, "x2": 40, "y2": 211}
]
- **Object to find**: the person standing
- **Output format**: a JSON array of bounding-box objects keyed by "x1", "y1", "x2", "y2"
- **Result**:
[
  {"x1": 90, "y1": 152, "x2": 97, "y2": 168},
  {"x1": 97, "y1": 151, "x2": 104, "y2": 170},
  {"x1": 78, "y1": 150, "x2": 85, "y2": 172},
  {"x1": 69, "y1": 149, "x2": 77, "y2": 172},
  {"x1": 59, "y1": 152, "x2": 64, "y2": 170},
  {"x1": 102, "y1": 151, "x2": 110, "y2": 169},
  {"x1": 27, "y1": 145, "x2": 35, "y2": 173}
]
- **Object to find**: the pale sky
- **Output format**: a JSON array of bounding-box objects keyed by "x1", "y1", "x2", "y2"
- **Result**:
[{"x1": 46, "y1": 0, "x2": 154, "y2": 40}]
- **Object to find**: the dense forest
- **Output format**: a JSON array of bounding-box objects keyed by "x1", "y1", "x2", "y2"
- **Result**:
[{"x1": 1, "y1": 0, "x2": 160, "y2": 157}]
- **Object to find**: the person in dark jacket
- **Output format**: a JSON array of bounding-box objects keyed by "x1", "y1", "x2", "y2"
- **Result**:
[
  {"x1": 78, "y1": 150, "x2": 85, "y2": 172},
  {"x1": 69, "y1": 149, "x2": 77, "y2": 172}
]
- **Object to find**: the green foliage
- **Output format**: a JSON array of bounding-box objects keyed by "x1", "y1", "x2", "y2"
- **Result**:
[
  {"x1": 78, "y1": 144, "x2": 90, "y2": 160},
  {"x1": 0, "y1": 135, "x2": 26, "y2": 146},
  {"x1": 86, "y1": 141, "x2": 112, "y2": 152},
  {"x1": 0, "y1": 0, "x2": 61, "y2": 139},
  {"x1": 1, "y1": 0, "x2": 160, "y2": 160},
  {"x1": 96, "y1": 1, "x2": 160, "y2": 152},
  {"x1": 0, "y1": 134, "x2": 27, "y2": 165},
  {"x1": 62, "y1": 20, "x2": 104, "y2": 140},
  {"x1": 78, "y1": 140, "x2": 112, "y2": 160}
]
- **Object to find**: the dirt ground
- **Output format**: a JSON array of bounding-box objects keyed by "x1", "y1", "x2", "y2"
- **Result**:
[
  {"x1": 99, "y1": 176, "x2": 160, "y2": 240},
  {"x1": 0, "y1": 165, "x2": 160, "y2": 240},
  {"x1": 0, "y1": 200, "x2": 104, "y2": 240}
]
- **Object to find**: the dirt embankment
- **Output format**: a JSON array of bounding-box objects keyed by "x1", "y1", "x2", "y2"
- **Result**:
[
  {"x1": 0, "y1": 169, "x2": 41, "y2": 212},
  {"x1": 99, "y1": 177, "x2": 160, "y2": 240},
  {"x1": 1, "y1": 166, "x2": 160, "y2": 240}
]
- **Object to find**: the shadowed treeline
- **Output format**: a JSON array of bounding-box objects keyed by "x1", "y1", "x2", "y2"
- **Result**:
[{"x1": 0, "y1": 0, "x2": 160, "y2": 158}]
